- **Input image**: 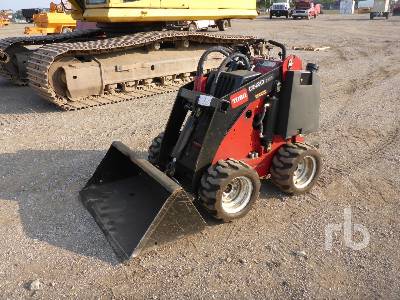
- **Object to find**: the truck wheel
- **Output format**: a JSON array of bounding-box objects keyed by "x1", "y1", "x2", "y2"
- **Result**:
[
  {"x1": 148, "y1": 132, "x2": 164, "y2": 165},
  {"x1": 370, "y1": 13, "x2": 374, "y2": 19},
  {"x1": 188, "y1": 23, "x2": 197, "y2": 32},
  {"x1": 217, "y1": 20, "x2": 229, "y2": 31},
  {"x1": 270, "y1": 14, "x2": 273, "y2": 19},
  {"x1": 385, "y1": 12, "x2": 389, "y2": 19},
  {"x1": 199, "y1": 159, "x2": 261, "y2": 222},
  {"x1": 271, "y1": 143, "x2": 321, "y2": 194},
  {"x1": 62, "y1": 27, "x2": 73, "y2": 33}
]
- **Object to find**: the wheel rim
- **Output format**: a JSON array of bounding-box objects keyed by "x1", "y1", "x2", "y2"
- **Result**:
[
  {"x1": 222, "y1": 176, "x2": 253, "y2": 214},
  {"x1": 293, "y1": 156, "x2": 317, "y2": 189}
]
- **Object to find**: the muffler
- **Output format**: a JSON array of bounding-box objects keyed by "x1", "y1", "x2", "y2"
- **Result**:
[{"x1": 80, "y1": 142, "x2": 206, "y2": 261}]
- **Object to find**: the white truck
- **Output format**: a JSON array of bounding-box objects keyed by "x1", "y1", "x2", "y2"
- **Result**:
[
  {"x1": 169, "y1": 20, "x2": 230, "y2": 31},
  {"x1": 370, "y1": 0, "x2": 390, "y2": 19},
  {"x1": 269, "y1": 2, "x2": 291, "y2": 18}
]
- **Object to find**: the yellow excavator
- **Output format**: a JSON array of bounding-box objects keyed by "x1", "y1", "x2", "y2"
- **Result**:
[
  {"x1": 24, "y1": 2, "x2": 77, "y2": 35},
  {"x1": 0, "y1": 18, "x2": 10, "y2": 28},
  {"x1": 0, "y1": 11, "x2": 11, "y2": 27},
  {"x1": 0, "y1": 0, "x2": 258, "y2": 110}
]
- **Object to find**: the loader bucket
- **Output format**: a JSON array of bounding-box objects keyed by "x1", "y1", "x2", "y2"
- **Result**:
[{"x1": 80, "y1": 142, "x2": 206, "y2": 261}]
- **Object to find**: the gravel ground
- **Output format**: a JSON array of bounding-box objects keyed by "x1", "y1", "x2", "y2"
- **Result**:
[{"x1": 0, "y1": 15, "x2": 399, "y2": 299}]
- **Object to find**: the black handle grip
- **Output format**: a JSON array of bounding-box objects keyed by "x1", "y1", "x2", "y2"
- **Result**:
[{"x1": 268, "y1": 40, "x2": 287, "y2": 60}]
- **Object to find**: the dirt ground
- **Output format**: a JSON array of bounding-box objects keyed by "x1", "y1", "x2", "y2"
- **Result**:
[{"x1": 0, "y1": 14, "x2": 399, "y2": 299}]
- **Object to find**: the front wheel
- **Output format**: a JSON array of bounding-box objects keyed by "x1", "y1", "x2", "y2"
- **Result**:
[
  {"x1": 199, "y1": 159, "x2": 261, "y2": 222},
  {"x1": 271, "y1": 143, "x2": 321, "y2": 194},
  {"x1": 62, "y1": 27, "x2": 73, "y2": 33},
  {"x1": 188, "y1": 23, "x2": 197, "y2": 32}
]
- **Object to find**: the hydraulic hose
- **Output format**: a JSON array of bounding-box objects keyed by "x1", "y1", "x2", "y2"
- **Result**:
[{"x1": 196, "y1": 46, "x2": 232, "y2": 78}]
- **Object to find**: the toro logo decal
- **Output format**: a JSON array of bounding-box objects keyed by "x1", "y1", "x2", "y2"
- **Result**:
[{"x1": 229, "y1": 89, "x2": 249, "y2": 109}]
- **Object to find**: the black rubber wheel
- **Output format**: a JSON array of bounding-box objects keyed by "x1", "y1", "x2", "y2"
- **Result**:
[
  {"x1": 217, "y1": 20, "x2": 229, "y2": 31},
  {"x1": 271, "y1": 143, "x2": 321, "y2": 194},
  {"x1": 370, "y1": 13, "x2": 374, "y2": 19},
  {"x1": 199, "y1": 159, "x2": 261, "y2": 222},
  {"x1": 270, "y1": 14, "x2": 273, "y2": 19},
  {"x1": 148, "y1": 132, "x2": 164, "y2": 165},
  {"x1": 188, "y1": 23, "x2": 197, "y2": 32}
]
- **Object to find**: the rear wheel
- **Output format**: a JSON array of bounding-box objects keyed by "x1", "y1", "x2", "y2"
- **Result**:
[
  {"x1": 217, "y1": 20, "x2": 229, "y2": 31},
  {"x1": 199, "y1": 159, "x2": 261, "y2": 222},
  {"x1": 148, "y1": 132, "x2": 164, "y2": 165},
  {"x1": 271, "y1": 143, "x2": 321, "y2": 194}
]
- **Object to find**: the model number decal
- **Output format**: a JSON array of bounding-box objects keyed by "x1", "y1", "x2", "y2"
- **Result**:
[
  {"x1": 230, "y1": 89, "x2": 249, "y2": 108},
  {"x1": 248, "y1": 75, "x2": 275, "y2": 93},
  {"x1": 249, "y1": 79, "x2": 265, "y2": 92}
]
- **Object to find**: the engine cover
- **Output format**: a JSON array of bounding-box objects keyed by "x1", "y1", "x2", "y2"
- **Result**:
[{"x1": 276, "y1": 70, "x2": 320, "y2": 138}]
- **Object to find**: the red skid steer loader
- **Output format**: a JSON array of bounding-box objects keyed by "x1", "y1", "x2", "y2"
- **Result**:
[{"x1": 80, "y1": 40, "x2": 322, "y2": 261}]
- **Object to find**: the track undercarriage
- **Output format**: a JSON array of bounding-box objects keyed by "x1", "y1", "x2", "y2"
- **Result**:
[{"x1": 0, "y1": 30, "x2": 262, "y2": 110}]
